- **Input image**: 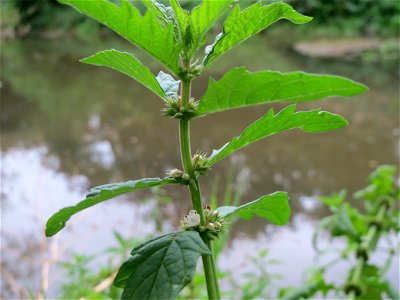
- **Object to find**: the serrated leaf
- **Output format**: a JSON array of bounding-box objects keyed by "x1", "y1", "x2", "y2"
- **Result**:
[
  {"x1": 113, "y1": 231, "x2": 212, "y2": 300},
  {"x1": 197, "y1": 67, "x2": 368, "y2": 115},
  {"x1": 189, "y1": 0, "x2": 233, "y2": 55},
  {"x1": 207, "y1": 104, "x2": 348, "y2": 166},
  {"x1": 217, "y1": 192, "x2": 290, "y2": 225},
  {"x1": 156, "y1": 71, "x2": 180, "y2": 99},
  {"x1": 203, "y1": 2, "x2": 312, "y2": 67},
  {"x1": 81, "y1": 49, "x2": 166, "y2": 100},
  {"x1": 45, "y1": 177, "x2": 178, "y2": 237},
  {"x1": 170, "y1": 0, "x2": 190, "y2": 41},
  {"x1": 58, "y1": 0, "x2": 181, "y2": 74},
  {"x1": 143, "y1": 0, "x2": 176, "y2": 26}
]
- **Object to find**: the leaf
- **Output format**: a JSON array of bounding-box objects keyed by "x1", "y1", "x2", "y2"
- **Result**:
[
  {"x1": 113, "y1": 231, "x2": 212, "y2": 300},
  {"x1": 45, "y1": 177, "x2": 178, "y2": 237},
  {"x1": 203, "y1": 2, "x2": 312, "y2": 67},
  {"x1": 207, "y1": 104, "x2": 348, "y2": 167},
  {"x1": 189, "y1": 0, "x2": 233, "y2": 55},
  {"x1": 156, "y1": 71, "x2": 180, "y2": 99},
  {"x1": 58, "y1": 0, "x2": 181, "y2": 74},
  {"x1": 169, "y1": 0, "x2": 190, "y2": 43},
  {"x1": 143, "y1": 0, "x2": 176, "y2": 27},
  {"x1": 81, "y1": 49, "x2": 166, "y2": 100},
  {"x1": 319, "y1": 190, "x2": 347, "y2": 207},
  {"x1": 197, "y1": 67, "x2": 368, "y2": 115},
  {"x1": 217, "y1": 192, "x2": 290, "y2": 225}
]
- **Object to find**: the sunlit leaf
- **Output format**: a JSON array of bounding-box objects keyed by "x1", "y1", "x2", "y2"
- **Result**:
[
  {"x1": 58, "y1": 0, "x2": 181, "y2": 74},
  {"x1": 81, "y1": 49, "x2": 166, "y2": 100},
  {"x1": 45, "y1": 177, "x2": 178, "y2": 237},
  {"x1": 169, "y1": 0, "x2": 190, "y2": 40},
  {"x1": 197, "y1": 67, "x2": 368, "y2": 115},
  {"x1": 189, "y1": 0, "x2": 233, "y2": 55},
  {"x1": 114, "y1": 231, "x2": 212, "y2": 300},
  {"x1": 156, "y1": 71, "x2": 180, "y2": 99},
  {"x1": 143, "y1": 0, "x2": 176, "y2": 27},
  {"x1": 217, "y1": 192, "x2": 290, "y2": 225},
  {"x1": 203, "y1": 2, "x2": 312, "y2": 67},
  {"x1": 207, "y1": 104, "x2": 348, "y2": 166}
]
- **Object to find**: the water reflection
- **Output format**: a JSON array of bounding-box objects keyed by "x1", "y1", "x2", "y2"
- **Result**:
[{"x1": 1, "y1": 36, "x2": 398, "y2": 297}]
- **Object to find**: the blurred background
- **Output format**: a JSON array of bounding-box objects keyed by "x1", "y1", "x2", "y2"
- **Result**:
[{"x1": 1, "y1": 0, "x2": 399, "y2": 299}]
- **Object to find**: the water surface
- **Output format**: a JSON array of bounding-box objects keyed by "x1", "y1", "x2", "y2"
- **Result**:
[{"x1": 1, "y1": 35, "x2": 398, "y2": 298}]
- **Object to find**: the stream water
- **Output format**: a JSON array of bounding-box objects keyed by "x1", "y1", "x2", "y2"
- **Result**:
[{"x1": 1, "y1": 35, "x2": 399, "y2": 298}]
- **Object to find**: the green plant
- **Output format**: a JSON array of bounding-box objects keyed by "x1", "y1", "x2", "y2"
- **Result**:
[
  {"x1": 45, "y1": 1, "x2": 367, "y2": 299},
  {"x1": 280, "y1": 165, "x2": 399, "y2": 300}
]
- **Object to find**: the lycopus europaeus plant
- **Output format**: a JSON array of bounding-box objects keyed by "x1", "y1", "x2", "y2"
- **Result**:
[{"x1": 45, "y1": 1, "x2": 367, "y2": 299}]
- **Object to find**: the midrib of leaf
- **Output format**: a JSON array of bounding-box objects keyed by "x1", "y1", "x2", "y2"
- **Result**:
[
  {"x1": 197, "y1": 68, "x2": 367, "y2": 115},
  {"x1": 59, "y1": 0, "x2": 180, "y2": 74},
  {"x1": 203, "y1": 2, "x2": 312, "y2": 67},
  {"x1": 207, "y1": 105, "x2": 348, "y2": 166}
]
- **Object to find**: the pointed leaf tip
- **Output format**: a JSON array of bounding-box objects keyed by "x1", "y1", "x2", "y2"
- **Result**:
[
  {"x1": 198, "y1": 68, "x2": 368, "y2": 115},
  {"x1": 207, "y1": 105, "x2": 350, "y2": 166},
  {"x1": 45, "y1": 177, "x2": 178, "y2": 237},
  {"x1": 217, "y1": 192, "x2": 290, "y2": 225},
  {"x1": 114, "y1": 231, "x2": 211, "y2": 299},
  {"x1": 80, "y1": 49, "x2": 167, "y2": 100}
]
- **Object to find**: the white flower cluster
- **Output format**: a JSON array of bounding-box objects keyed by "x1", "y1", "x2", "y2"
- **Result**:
[{"x1": 181, "y1": 210, "x2": 201, "y2": 228}]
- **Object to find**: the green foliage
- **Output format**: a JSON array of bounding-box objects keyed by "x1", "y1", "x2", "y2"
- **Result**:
[
  {"x1": 9, "y1": 0, "x2": 85, "y2": 30},
  {"x1": 197, "y1": 67, "x2": 367, "y2": 115},
  {"x1": 47, "y1": 1, "x2": 368, "y2": 299},
  {"x1": 113, "y1": 231, "x2": 211, "y2": 300},
  {"x1": 292, "y1": 0, "x2": 400, "y2": 36},
  {"x1": 59, "y1": 0, "x2": 181, "y2": 74},
  {"x1": 217, "y1": 192, "x2": 290, "y2": 225},
  {"x1": 45, "y1": 177, "x2": 178, "y2": 237},
  {"x1": 283, "y1": 165, "x2": 399, "y2": 300},
  {"x1": 207, "y1": 104, "x2": 348, "y2": 166},
  {"x1": 202, "y1": 2, "x2": 312, "y2": 67},
  {"x1": 81, "y1": 50, "x2": 168, "y2": 100}
]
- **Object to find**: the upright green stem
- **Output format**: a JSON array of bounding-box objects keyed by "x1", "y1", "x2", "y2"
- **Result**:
[{"x1": 179, "y1": 78, "x2": 221, "y2": 300}]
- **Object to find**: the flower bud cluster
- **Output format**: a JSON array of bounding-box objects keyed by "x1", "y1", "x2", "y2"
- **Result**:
[
  {"x1": 167, "y1": 168, "x2": 190, "y2": 184},
  {"x1": 180, "y1": 206, "x2": 227, "y2": 240},
  {"x1": 201, "y1": 206, "x2": 226, "y2": 240},
  {"x1": 180, "y1": 210, "x2": 201, "y2": 229},
  {"x1": 192, "y1": 153, "x2": 209, "y2": 177},
  {"x1": 163, "y1": 98, "x2": 198, "y2": 119}
]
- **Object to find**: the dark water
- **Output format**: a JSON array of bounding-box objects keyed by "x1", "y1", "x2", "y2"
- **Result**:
[{"x1": 1, "y1": 35, "x2": 399, "y2": 298}]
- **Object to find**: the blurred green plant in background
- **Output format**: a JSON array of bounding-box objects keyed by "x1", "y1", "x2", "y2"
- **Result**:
[
  {"x1": 280, "y1": 165, "x2": 399, "y2": 300},
  {"x1": 290, "y1": 0, "x2": 400, "y2": 37},
  {"x1": 56, "y1": 166, "x2": 399, "y2": 299},
  {"x1": 5, "y1": 0, "x2": 400, "y2": 37}
]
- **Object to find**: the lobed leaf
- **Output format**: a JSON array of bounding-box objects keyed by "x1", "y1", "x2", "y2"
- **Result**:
[
  {"x1": 114, "y1": 231, "x2": 212, "y2": 300},
  {"x1": 169, "y1": 0, "x2": 190, "y2": 41},
  {"x1": 143, "y1": 0, "x2": 176, "y2": 27},
  {"x1": 189, "y1": 0, "x2": 233, "y2": 55},
  {"x1": 197, "y1": 67, "x2": 368, "y2": 115},
  {"x1": 45, "y1": 177, "x2": 178, "y2": 237},
  {"x1": 81, "y1": 49, "x2": 167, "y2": 100},
  {"x1": 203, "y1": 2, "x2": 312, "y2": 67},
  {"x1": 58, "y1": 0, "x2": 181, "y2": 74},
  {"x1": 207, "y1": 104, "x2": 348, "y2": 166},
  {"x1": 217, "y1": 192, "x2": 290, "y2": 225}
]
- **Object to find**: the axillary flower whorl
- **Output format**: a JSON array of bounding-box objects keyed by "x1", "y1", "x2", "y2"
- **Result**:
[{"x1": 180, "y1": 206, "x2": 227, "y2": 240}]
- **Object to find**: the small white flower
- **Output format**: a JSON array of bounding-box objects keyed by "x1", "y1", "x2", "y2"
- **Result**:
[{"x1": 184, "y1": 210, "x2": 200, "y2": 227}]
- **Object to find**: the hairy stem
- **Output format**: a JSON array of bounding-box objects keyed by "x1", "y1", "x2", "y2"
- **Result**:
[{"x1": 179, "y1": 78, "x2": 221, "y2": 300}]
